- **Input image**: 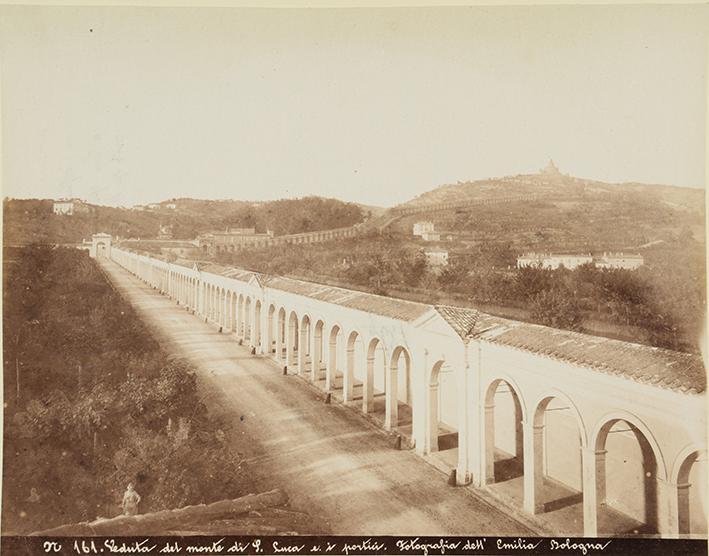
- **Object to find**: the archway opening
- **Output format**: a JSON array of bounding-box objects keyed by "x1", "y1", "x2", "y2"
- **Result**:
[
  {"x1": 311, "y1": 320, "x2": 325, "y2": 385},
  {"x1": 484, "y1": 379, "x2": 524, "y2": 501},
  {"x1": 287, "y1": 311, "x2": 299, "y2": 368},
  {"x1": 363, "y1": 338, "x2": 386, "y2": 415},
  {"x1": 344, "y1": 331, "x2": 364, "y2": 403},
  {"x1": 244, "y1": 297, "x2": 252, "y2": 341},
  {"x1": 230, "y1": 292, "x2": 238, "y2": 333},
  {"x1": 529, "y1": 396, "x2": 584, "y2": 522},
  {"x1": 676, "y1": 450, "x2": 708, "y2": 537},
  {"x1": 276, "y1": 307, "x2": 287, "y2": 362},
  {"x1": 253, "y1": 300, "x2": 262, "y2": 350},
  {"x1": 327, "y1": 325, "x2": 343, "y2": 392},
  {"x1": 596, "y1": 419, "x2": 659, "y2": 535},
  {"x1": 208, "y1": 284, "x2": 214, "y2": 320},
  {"x1": 386, "y1": 346, "x2": 412, "y2": 433},
  {"x1": 298, "y1": 315, "x2": 311, "y2": 375},
  {"x1": 267, "y1": 305, "x2": 276, "y2": 354},
  {"x1": 237, "y1": 295, "x2": 244, "y2": 337},
  {"x1": 219, "y1": 288, "x2": 226, "y2": 327},
  {"x1": 427, "y1": 361, "x2": 459, "y2": 469}
]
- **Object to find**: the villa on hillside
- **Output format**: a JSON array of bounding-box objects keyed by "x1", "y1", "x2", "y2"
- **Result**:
[
  {"x1": 517, "y1": 252, "x2": 644, "y2": 270},
  {"x1": 53, "y1": 198, "x2": 90, "y2": 216},
  {"x1": 413, "y1": 221, "x2": 435, "y2": 237}
]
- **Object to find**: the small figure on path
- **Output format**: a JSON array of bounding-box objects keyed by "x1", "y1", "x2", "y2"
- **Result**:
[
  {"x1": 121, "y1": 483, "x2": 141, "y2": 516},
  {"x1": 26, "y1": 488, "x2": 40, "y2": 503}
]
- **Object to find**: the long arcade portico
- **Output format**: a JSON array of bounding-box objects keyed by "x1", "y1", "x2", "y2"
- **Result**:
[{"x1": 108, "y1": 243, "x2": 707, "y2": 538}]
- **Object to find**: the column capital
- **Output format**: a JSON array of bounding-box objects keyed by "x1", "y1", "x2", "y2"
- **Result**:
[
  {"x1": 581, "y1": 447, "x2": 607, "y2": 457},
  {"x1": 521, "y1": 420, "x2": 544, "y2": 432},
  {"x1": 655, "y1": 476, "x2": 689, "y2": 489}
]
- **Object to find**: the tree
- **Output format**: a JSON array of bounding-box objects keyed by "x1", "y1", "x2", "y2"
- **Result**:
[{"x1": 529, "y1": 289, "x2": 584, "y2": 331}]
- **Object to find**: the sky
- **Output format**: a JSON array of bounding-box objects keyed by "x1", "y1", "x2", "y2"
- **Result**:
[{"x1": 0, "y1": 4, "x2": 707, "y2": 208}]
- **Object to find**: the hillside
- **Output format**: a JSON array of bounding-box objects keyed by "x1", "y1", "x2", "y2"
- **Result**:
[
  {"x1": 3, "y1": 196, "x2": 367, "y2": 245},
  {"x1": 207, "y1": 166, "x2": 705, "y2": 353},
  {"x1": 391, "y1": 166, "x2": 705, "y2": 254}
]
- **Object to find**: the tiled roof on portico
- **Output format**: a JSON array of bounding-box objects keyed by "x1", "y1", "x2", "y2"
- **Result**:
[
  {"x1": 471, "y1": 313, "x2": 706, "y2": 395},
  {"x1": 260, "y1": 275, "x2": 431, "y2": 322},
  {"x1": 118, "y1": 246, "x2": 706, "y2": 394},
  {"x1": 435, "y1": 305, "x2": 481, "y2": 339}
]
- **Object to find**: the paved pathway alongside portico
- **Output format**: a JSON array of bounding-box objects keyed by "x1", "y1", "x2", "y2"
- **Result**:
[{"x1": 100, "y1": 258, "x2": 535, "y2": 536}]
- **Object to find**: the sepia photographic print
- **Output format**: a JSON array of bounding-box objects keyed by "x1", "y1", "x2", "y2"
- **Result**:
[{"x1": 1, "y1": 2, "x2": 707, "y2": 554}]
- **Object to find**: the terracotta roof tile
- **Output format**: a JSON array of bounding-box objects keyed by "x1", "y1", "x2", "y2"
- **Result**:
[
  {"x1": 471, "y1": 314, "x2": 706, "y2": 394},
  {"x1": 435, "y1": 305, "x2": 481, "y2": 339},
  {"x1": 260, "y1": 275, "x2": 431, "y2": 321},
  {"x1": 119, "y1": 247, "x2": 705, "y2": 395}
]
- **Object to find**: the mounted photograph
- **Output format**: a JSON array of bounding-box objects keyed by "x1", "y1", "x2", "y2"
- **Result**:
[{"x1": 1, "y1": 2, "x2": 707, "y2": 550}]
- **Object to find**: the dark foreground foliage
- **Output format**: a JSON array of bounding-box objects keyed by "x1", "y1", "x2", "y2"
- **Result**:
[{"x1": 3, "y1": 246, "x2": 245, "y2": 534}]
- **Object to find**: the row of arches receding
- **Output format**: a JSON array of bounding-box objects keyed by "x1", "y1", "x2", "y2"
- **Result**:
[
  {"x1": 263, "y1": 306, "x2": 413, "y2": 432},
  {"x1": 125, "y1": 257, "x2": 706, "y2": 539},
  {"x1": 480, "y1": 377, "x2": 707, "y2": 537}
]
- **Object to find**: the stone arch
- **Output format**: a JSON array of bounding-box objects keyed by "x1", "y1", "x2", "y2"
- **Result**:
[
  {"x1": 531, "y1": 389, "x2": 588, "y2": 447},
  {"x1": 218, "y1": 287, "x2": 225, "y2": 326},
  {"x1": 326, "y1": 323, "x2": 344, "y2": 392},
  {"x1": 670, "y1": 444, "x2": 707, "y2": 537},
  {"x1": 427, "y1": 359, "x2": 458, "y2": 454},
  {"x1": 311, "y1": 320, "x2": 326, "y2": 384},
  {"x1": 527, "y1": 390, "x2": 588, "y2": 516},
  {"x1": 345, "y1": 330, "x2": 364, "y2": 403},
  {"x1": 267, "y1": 304, "x2": 276, "y2": 354},
  {"x1": 287, "y1": 310, "x2": 300, "y2": 368},
  {"x1": 276, "y1": 306, "x2": 287, "y2": 362},
  {"x1": 223, "y1": 290, "x2": 231, "y2": 329},
  {"x1": 298, "y1": 314, "x2": 312, "y2": 375},
  {"x1": 591, "y1": 411, "x2": 668, "y2": 534},
  {"x1": 237, "y1": 294, "x2": 245, "y2": 337},
  {"x1": 591, "y1": 411, "x2": 667, "y2": 480},
  {"x1": 671, "y1": 446, "x2": 708, "y2": 536},
  {"x1": 386, "y1": 345, "x2": 411, "y2": 430},
  {"x1": 253, "y1": 300, "x2": 262, "y2": 350},
  {"x1": 484, "y1": 377, "x2": 526, "y2": 487},
  {"x1": 363, "y1": 336, "x2": 387, "y2": 415},
  {"x1": 244, "y1": 296, "x2": 252, "y2": 341},
  {"x1": 230, "y1": 291, "x2": 238, "y2": 332}
]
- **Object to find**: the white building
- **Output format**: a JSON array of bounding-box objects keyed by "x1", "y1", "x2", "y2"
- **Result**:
[
  {"x1": 424, "y1": 248, "x2": 449, "y2": 268},
  {"x1": 53, "y1": 199, "x2": 88, "y2": 215},
  {"x1": 53, "y1": 200, "x2": 75, "y2": 215},
  {"x1": 413, "y1": 221, "x2": 435, "y2": 237},
  {"x1": 421, "y1": 231, "x2": 441, "y2": 242},
  {"x1": 89, "y1": 233, "x2": 112, "y2": 258},
  {"x1": 595, "y1": 252, "x2": 644, "y2": 270},
  {"x1": 517, "y1": 253, "x2": 593, "y2": 270},
  {"x1": 518, "y1": 252, "x2": 644, "y2": 271}
]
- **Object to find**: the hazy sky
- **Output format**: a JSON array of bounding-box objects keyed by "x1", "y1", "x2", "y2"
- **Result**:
[{"x1": 1, "y1": 5, "x2": 707, "y2": 207}]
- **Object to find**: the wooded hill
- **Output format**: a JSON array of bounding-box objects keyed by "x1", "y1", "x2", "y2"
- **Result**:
[
  {"x1": 392, "y1": 171, "x2": 705, "y2": 254},
  {"x1": 3, "y1": 196, "x2": 367, "y2": 245}
]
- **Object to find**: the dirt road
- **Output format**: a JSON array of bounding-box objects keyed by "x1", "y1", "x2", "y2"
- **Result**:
[{"x1": 100, "y1": 258, "x2": 533, "y2": 536}]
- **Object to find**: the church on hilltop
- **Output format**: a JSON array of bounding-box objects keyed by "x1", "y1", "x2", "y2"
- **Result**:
[{"x1": 540, "y1": 159, "x2": 562, "y2": 176}]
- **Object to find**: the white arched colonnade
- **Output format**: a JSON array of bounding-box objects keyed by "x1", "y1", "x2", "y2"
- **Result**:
[{"x1": 110, "y1": 246, "x2": 707, "y2": 538}]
